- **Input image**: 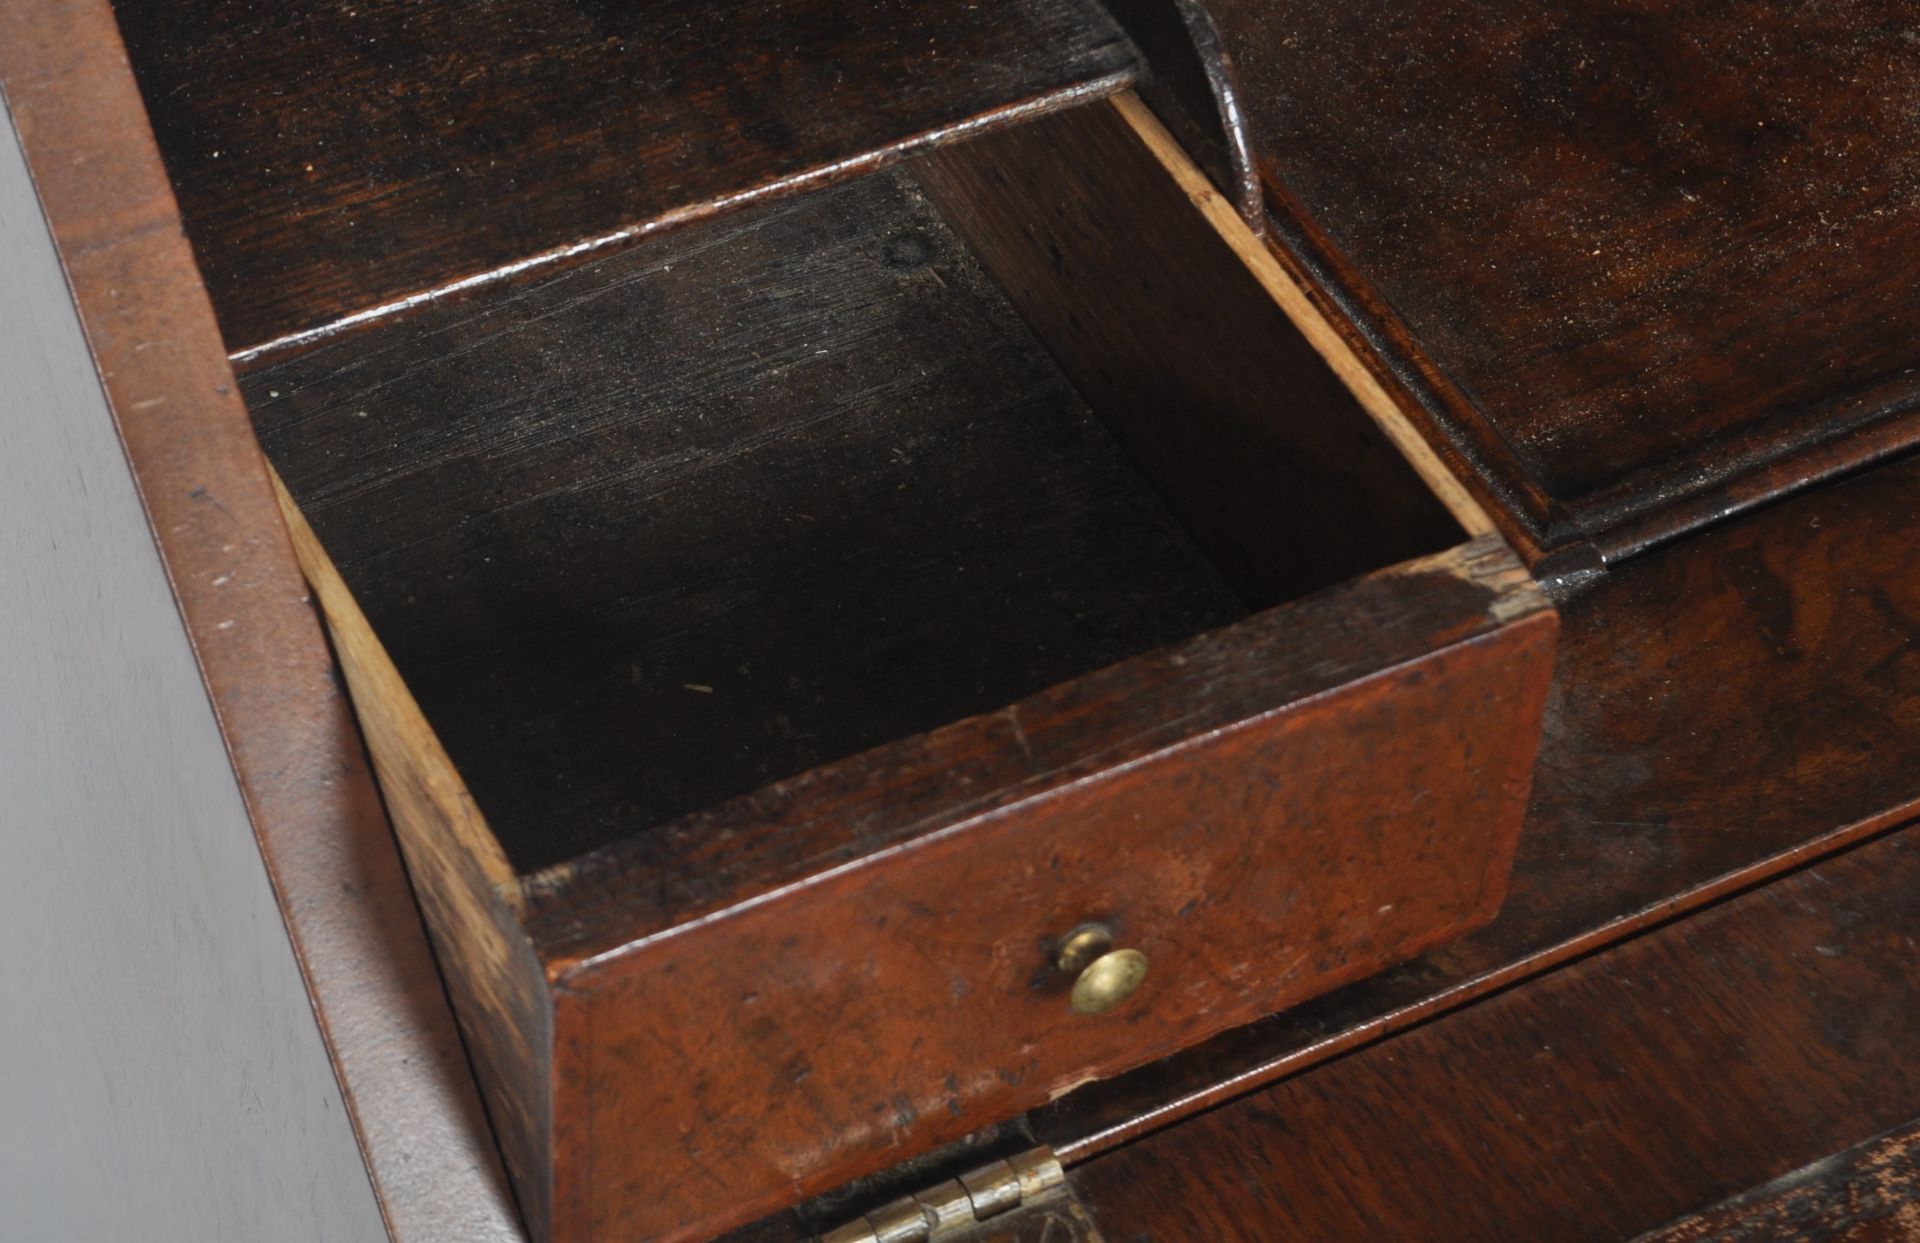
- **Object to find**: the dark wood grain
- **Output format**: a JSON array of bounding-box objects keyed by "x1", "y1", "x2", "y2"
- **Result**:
[
  {"x1": 249, "y1": 167, "x2": 1249, "y2": 876},
  {"x1": 1211, "y1": 0, "x2": 1920, "y2": 556},
  {"x1": 1037, "y1": 442, "x2": 1920, "y2": 1159},
  {"x1": 1637, "y1": 1120, "x2": 1920, "y2": 1243},
  {"x1": 916, "y1": 98, "x2": 1461, "y2": 612},
  {"x1": 1071, "y1": 823, "x2": 1920, "y2": 1241},
  {"x1": 108, "y1": 0, "x2": 1138, "y2": 360},
  {"x1": 532, "y1": 538, "x2": 1553, "y2": 1243}
]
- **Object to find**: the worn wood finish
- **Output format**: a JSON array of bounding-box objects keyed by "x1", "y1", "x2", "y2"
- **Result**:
[
  {"x1": 278, "y1": 439, "x2": 1543, "y2": 1243},
  {"x1": 0, "y1": 1, "x2": 524, "y2": 1238},
  {"x1": 1209, "y1": 0, "x2": 1920, "y2": 557},
  {"x1": 527, "y1": 538, "x2": 1551, "y2": 1243},
  {"x1": 240, "y1": 80, "x2": 1561, "y2": 1239},
  {"x1": 709, "y1": 445, "x2": 1920, "y2": 1241},
  {"x1": 525, "y1": 534, "x2": 1549, "y2": 958},
  {"x1": 916, "y1": 97, "x2": 1461, "y2": 610},
  {"x1": 108, "y1": 0, "x2": 1139, "y2": 360},
  {"x1": 249, "y1": 166, "x2": 1249, "y2": 875},
  {"x1": 1635, "y1": 1121, "x2": 1920, "y2": 1243},
  {"x1": 1038, "y1": 442, "x2": 1920, "y2": 1159},
  {"x1": 1071, "y1": 823, "x2": 1920, "y2": 1241},
  {"x1": 283, "y1": 471, "x2": 1551, "y2": 1240}
]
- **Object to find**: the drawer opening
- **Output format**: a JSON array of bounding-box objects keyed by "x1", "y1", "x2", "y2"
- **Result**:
[
  {"x1": 246, "y1": 96, "x2": 1463, "y2": 878},
  {"x1": 231, "y1": 91, "x2": 1548, "y2": 1243}
]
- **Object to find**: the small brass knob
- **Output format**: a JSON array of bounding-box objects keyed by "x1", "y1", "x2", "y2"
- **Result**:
[{"x1": 1055, "y1": 922, "x2": 1148, "y2": 1015}]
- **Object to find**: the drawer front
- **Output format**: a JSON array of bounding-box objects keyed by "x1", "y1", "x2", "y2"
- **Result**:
[{"x1": 532, "y1": 537, "x2": 1556, "y2": 1242}]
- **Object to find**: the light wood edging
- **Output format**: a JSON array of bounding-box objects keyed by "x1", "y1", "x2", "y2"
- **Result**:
[
  {"x1": 1110, "y1": 92, "x2": 1499, "y2": 539},
  {"x1": 269, "y1": 466, "x2": 554, "y2": 1231},
  {"x1": 269, "y1": 466, "x2": 518, "y2": 894}
]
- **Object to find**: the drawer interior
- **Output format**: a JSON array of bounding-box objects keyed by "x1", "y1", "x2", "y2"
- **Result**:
[
  {"x1": 251, "y1": 170, "x2": 1241, "y2": 871},
  {"x1": 106, "y1": 0, "x2": 1548, "y2": 1228},
  {"x1": 213, "y1": 91, "x2": 1544, "y2": 1243},
  {"x1": 244, "y1": 102, "x2": 1465, "y2": 877}
]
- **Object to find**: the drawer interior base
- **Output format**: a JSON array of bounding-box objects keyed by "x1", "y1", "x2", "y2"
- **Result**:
[{"x1": 247, "y1": 169, "x2": 1260, "y2": 873}]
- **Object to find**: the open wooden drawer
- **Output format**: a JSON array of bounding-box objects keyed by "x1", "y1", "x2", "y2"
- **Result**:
[{"x1": 237, "y1": 95, "x2": 1553, "y2": 1242}]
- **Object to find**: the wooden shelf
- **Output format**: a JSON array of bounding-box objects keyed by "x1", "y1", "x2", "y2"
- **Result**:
[{"x1": 111, "y1": 0, "x2": 1140, "y2": 360}]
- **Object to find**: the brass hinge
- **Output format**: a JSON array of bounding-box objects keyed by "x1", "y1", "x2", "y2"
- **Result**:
[{"x1": 820, "y1": 1147, "x2": 1103, "y2": 1242}]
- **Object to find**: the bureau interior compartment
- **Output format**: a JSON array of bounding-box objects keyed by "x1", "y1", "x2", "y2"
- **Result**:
[
  {"x1": 243, "y1": 98, "x2": 1464, "y2": 876},
  {"x1": 220, "y1": 96, "x2": 1553, "y2": 1243}
]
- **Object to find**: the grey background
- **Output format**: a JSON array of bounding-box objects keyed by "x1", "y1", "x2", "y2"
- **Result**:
[{"x1": 0, "y1": 99, "x2": 385, "y2": 1242}]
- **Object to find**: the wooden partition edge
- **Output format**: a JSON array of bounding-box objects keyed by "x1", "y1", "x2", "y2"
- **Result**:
[
  {"x1": 0, "y1": 2, "x2": 524, "y2": 1238},
  {"x1": 271, "y1": 465, "x2": 556, "y2": 1234},
  {"x1": 266, "y1": 466, "x2": 518, "y2": 895},
  {"x1": 1107, "y1": 93, "x2": 1502, "y2": 543},
  {"x1": 915, "y1": 94, "x2": 1464, "y2": 611},
  {"x1": 224, "y1": 70, "x2": 1139, "y2": 370}
]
